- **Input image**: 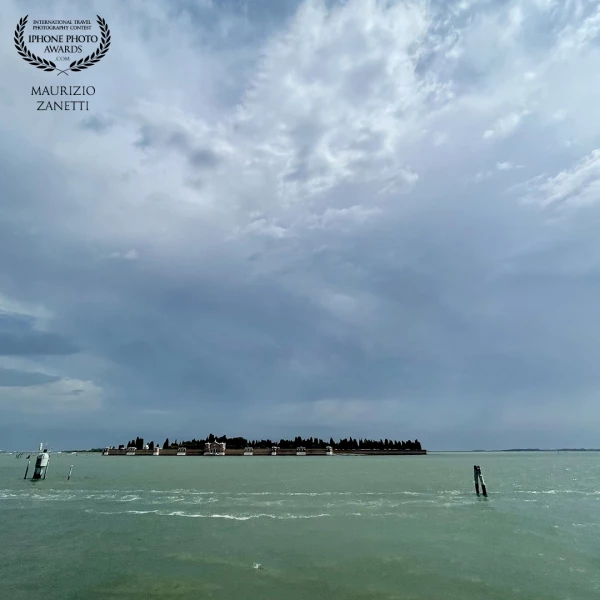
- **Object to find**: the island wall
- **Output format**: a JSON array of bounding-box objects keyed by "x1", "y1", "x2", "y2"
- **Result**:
[{"x1": 102, "y1": 448, "x2": 427, "y2": 456}]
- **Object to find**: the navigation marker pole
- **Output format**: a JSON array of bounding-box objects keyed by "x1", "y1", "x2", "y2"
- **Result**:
[
  {"x1": 33, "y1": 446, "x2": 50, "y2": 480},
  {"x1": 478, "y1": 466, "x2": 487, "y2": 497},
  {"x1": 474, "y1": 465, "x2": 487, "y2": 497}
]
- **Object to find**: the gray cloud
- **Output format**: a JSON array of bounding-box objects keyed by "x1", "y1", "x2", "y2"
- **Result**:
[
  {"x1": 134, "y1": 125, "x2": 160, "y2": 150},
  {"x1": 0, "y1": 367, "x2": 61, "y2": 387},
  {"x1": 0, "y1": 312, "x2": 79, "y2": 357},
  {"x1": 80, "y1": 115, "x2": 114, "y2": 133},
  {"x1": 0, "y1": 333, "x2": 78, "y2": 356},
  {"x1": 188, "y1": 147, "x2": 220, "y2": 168}
]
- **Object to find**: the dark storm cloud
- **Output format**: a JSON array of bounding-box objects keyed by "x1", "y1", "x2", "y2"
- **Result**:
[
  {"x1": 136, "y1": 124, "x2": 221, "y2": 170},
  {"x1": 0, "y1": 367, "x2": 61, "y2": 387},
  {"x1": 80, "y1": 115, "x2": 114, "y2": 133},
  {"x1": 188, "y1": 148, "x2": 220, "y2": 168},
  {"x1": 134, "y1": 125, "x2": 160, "y2": 150},
  {"x1": 0, "y1": 332, "x2": 78, "y2": 356},
  {"x1": 0, "y1": 311, "x2": 78, "y2": 357}
]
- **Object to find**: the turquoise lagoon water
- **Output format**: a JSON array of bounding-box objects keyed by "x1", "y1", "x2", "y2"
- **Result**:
[{"x1": 0, "y1": 451, "x2": 598, "y2": 599}]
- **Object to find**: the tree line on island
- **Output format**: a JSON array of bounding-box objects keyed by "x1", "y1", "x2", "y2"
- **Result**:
[{"x1": 124, "y1": 434, "x2": 423, "y2": 451}]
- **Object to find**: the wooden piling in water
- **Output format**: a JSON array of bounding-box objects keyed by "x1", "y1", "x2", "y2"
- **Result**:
[{"x1": 474, "y1": 465, "x2": 488, "y2": 497}]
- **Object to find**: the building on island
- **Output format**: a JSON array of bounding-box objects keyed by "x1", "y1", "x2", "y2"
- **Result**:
[{"x1": 204, "y1": 441, "x2": 226, "y2": 456}]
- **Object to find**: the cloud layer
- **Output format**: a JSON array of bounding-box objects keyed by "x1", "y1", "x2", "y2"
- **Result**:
[{"x1": 2, "y1": 0, "x2": 600, "y2": 450}]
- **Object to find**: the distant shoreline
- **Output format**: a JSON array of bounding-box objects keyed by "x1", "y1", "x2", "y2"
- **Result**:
[
  {"x1": 427, "y1": 449, "x2": 600, "y2": 453},
  {"x1": 5, "y1": 448, "x2": 599, "y2": 454},
  {"x1": 98, "y1": 448, "x2": 428, "y2": 457}
]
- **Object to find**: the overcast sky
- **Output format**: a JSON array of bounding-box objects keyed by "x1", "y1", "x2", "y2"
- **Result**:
[{"x1": 1, "y1": 0, "x2": 600, "y2": 451}]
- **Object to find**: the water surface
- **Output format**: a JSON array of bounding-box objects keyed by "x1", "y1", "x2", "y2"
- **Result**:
[{"x1": 1, "y1": 451, "x2": 598, "y2": 599}]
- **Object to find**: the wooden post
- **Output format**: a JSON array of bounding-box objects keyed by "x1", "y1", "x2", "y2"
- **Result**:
[{"x1": 478, "y1": 466, "x2": 487, "y2": 497}]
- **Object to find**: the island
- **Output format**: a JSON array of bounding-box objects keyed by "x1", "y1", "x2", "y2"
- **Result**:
[{"x1": 100, "y1": 434, "x2": 426, "y2": 456}]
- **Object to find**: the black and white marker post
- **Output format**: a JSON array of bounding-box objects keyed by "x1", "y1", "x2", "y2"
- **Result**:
[
  {"x1": 474, "y1": 465, "x2": 487, "y2": 497},
  {"x1": 32, "y1": 444, "x2": 50, "y2": 480}
]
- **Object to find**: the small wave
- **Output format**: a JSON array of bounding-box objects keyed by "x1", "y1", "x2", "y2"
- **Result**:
[
  {"x1": 128, "y1": 510, "x2": 159, "y2": 514},
  {"x1": 440, "y1": 500, "x2": 475, "y2": 507},
  {"x1": 31, "y1": 493, "x2": 78, "y2": 502},
  {"x1": 163, "y1": 512, "x2": 333, "y2": 520},
  {"x1": 85, "y1": 509, "x2": 123, "y2": 515},
  {"x1": 515, "y1": 489, "x2": 599, "y2": 495},
  {"x1": 110, "y1": 490, "x2": 430, "y2": 498},
  {"x1": 229, "y1": 491, "x2": 424, "y2": 497},
  {"x1": 0, "y1": 492, "x2": 22, "y2": 499},
  {"x1": 85, "y1": 509, "x2": 424, "y2": 521},
  {"x1": 85, "y1": 509, "x2": 159, "y2": 515},
  {"x1": 161, "y1": 489, "x2": 215, "y2": 495},
  {"x1": 84, "y1": 494, "x2": 117, "y2": 500}
]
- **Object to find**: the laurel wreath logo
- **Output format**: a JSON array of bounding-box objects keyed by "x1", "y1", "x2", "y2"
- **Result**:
[{"x1": 14, "y1": 15, "x2": 110, "y2": 76}]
